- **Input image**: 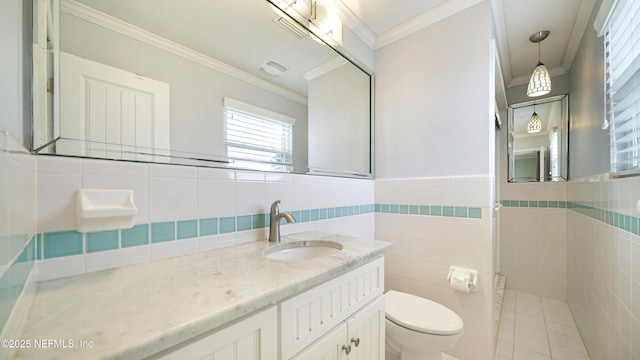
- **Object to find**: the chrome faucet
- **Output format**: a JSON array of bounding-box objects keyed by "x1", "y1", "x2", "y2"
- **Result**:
[{"x1": 269, "y1": 200, "x2": 296, "y2": 243}]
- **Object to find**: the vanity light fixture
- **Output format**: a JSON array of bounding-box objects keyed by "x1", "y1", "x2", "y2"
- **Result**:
[
  {"x1": 270, "y1": 0, "x2": 342, "y2": 46},
  {"x1": 309, "y1": 0, "x2": 343, "y2": 46},
  {"x1": 527, "y1": 31, "x2": 552, "y2": 97},
  {"x1": 527, "y1": 103, "x2": 542, "y2": 133},
  {"x1": 270, "y1": 0, "x2": 312, "y2": 29}
]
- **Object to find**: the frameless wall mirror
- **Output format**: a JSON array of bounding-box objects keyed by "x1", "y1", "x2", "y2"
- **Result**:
[
  {"x1": 508, "y1": 94, "x2": 568, "y2": 182},
  {"x1": 31, "y1": 0, "x2": 373, "y2": 178}
]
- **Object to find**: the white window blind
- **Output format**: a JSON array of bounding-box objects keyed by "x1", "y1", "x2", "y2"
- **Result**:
[
  {"x1": 605, "y1": 0, "x2": 640, "y2": 173},
  {"x1": 223, "y1": 98, "x2": 294, "y2": 171}
]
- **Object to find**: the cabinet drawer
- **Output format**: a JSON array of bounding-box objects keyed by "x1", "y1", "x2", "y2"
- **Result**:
[{"x1": 280, "y1": 257, "x2": 384, "y2": 359}]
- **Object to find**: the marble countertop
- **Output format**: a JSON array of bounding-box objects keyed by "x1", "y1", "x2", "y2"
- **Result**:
[{"x1": 14, "y1": 232, "x2": 391, "y2": 359}]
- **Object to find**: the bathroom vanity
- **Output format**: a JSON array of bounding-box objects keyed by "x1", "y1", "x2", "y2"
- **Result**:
[{"x1": 13, "y1": 232, "x2": 391, "y2": 359}]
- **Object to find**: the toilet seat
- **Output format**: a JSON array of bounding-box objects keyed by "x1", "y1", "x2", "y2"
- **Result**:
[{"x1": 385, "y1": 290, "x2": 464, "y2": 336}]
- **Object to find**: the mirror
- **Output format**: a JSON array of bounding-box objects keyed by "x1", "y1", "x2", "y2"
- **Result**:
[
  {"x1": 32, "y1": 0, "x2": 372, "y2": 178},
  {"x1": 508, "y1": 95, "x2": 568, "y2": 182}
]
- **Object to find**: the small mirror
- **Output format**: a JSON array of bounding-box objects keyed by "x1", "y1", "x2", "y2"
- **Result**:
[{"x1": 508, "y1": 95, "x2": 568, "y2": 182}]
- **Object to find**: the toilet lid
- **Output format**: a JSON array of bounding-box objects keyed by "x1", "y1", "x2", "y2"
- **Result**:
[{"x1": 385, "y1": 290, "x2": 464, "y2": 336}]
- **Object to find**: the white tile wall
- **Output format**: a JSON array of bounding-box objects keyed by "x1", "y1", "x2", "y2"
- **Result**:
[
  {"x1": 0, "y1": 127, "x2": 37, "y2": 339},
  {"x1": 567, "y1": 176, "x2": 640, "y2": 360},
  {"x1": 376, "y1": 175, "x2": 495, "y2": 360},
  {"x1": 37, "y1": 156, "x2": 82, "y2": 232},
  {"x1": 35, "y1": 156, "x2": 375, "y2": 280},
  {"x1": 197, "y1": 167, "x2": 236, "y2": 218},
  {"x1": 377, "y1": 176, "x2": 491, "y2": 208},
  {"x1": 498, "y1": 180, "x2": 568, "y2": 300},
  {"x1": 148, "y1": 164, "x2": 199, "y2": 222},
  {"x1": 500, "y1": 208, "x2": 567, "y2": 300}
]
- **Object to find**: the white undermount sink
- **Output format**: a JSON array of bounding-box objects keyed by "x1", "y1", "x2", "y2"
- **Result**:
[{"x1": 263, "y1": 240, "x2": 343, "y2": 261}]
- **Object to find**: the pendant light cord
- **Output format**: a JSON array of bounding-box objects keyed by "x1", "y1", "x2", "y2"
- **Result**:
[{"x1": 538, "y1": 40, "x2": 542, "y2": 66}]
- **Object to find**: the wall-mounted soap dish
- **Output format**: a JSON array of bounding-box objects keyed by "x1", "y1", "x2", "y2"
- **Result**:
[{"x1": 76, "y1": 189, "x2": 138, "y2": 233}]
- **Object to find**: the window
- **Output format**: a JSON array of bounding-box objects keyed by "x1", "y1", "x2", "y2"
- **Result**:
[
  {"x1": 604, "y1": 0, "x2": 640, "y2": 173},
  {"x1": 223, "y1": 97, "x2": 295, "y2": 171}
]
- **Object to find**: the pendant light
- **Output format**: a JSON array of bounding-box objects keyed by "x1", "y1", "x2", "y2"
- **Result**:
[
  {"x1": 527, "y1": 31, "x2": 552, "y2": 97},
  {"x1": 527, "y1": 103, "x2": 542, "y2": 133}
]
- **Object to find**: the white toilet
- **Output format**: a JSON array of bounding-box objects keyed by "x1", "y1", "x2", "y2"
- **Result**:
[{"x1": 385, "y1": 290, "x2": 464, "y2": 360}]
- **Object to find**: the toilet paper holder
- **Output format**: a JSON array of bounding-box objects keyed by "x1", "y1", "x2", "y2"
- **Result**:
[{"x1": 447, "y1": 266, "x2": 478, "y2": 292}]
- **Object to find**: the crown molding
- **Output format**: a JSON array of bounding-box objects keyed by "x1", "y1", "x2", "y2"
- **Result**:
[
  {"x1": 593, "y1": 0, "x2": 615, "y2": 35},
  {"x1": 332, "y1": 0, "x2": 376, "y2": 49},
  {"x1": 374, "y1": 0, "x2": 483, "y2": 50},
  {"x1": 490, "y1": 0, "x2": 512, "y2": 86},
  {"x1": 562, "y1": 0, "x2": 596, "y2": 70},
  {"x1": 60, "y1": 0, "x2": 308, "y2": 105},
  {"x1": 302, "y1": 56, "x2": 348, "y2": 81}
]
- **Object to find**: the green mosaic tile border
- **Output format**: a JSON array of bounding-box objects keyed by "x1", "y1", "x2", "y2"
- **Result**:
[
  {"x1": 374, "y1": 204, "x2": 482, "y2": 219},
  {"x1": 39, "y1": 204, "x2": 375, "y2": 260},
  {"x1": 501, "y1": 200, "x2": 567, "y2": 208},
  {"x1": 502, "y1": 199, "x2": 640, "y2": 236},
  {"x1": 568, "y1": 201, "x2": 640, "y2": 236}
]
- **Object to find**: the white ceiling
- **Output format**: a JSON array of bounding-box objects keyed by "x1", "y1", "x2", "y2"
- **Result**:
[{"x1": 335, "y1": 0, "x2": 597, "y2": 87}]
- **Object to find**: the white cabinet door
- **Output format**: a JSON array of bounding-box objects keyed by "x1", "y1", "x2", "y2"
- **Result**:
[
  {"x1": 292, "y1": 323, "x2": 349, "y2": 360},
  {"x1": 157, "y1": 306, "x2": 277, "y2": 360},
  {"x1": 280, "y1": 258, "x2": 384, "y2": 359},
  {"x1": 290, "y1": 297, "x2": 385, "y2": 360},
  {"x1": 347, "y1": 297, "x2": 385, "y2": 360}
]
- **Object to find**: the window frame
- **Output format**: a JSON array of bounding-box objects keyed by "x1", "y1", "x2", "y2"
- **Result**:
[{"x1": 222, "y1": 97, "x2": 295, "y2": 172}]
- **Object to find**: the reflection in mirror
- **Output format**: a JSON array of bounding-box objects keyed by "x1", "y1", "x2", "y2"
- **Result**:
[
  {"x1": 32, "y1": 0, "x2": 372, "y2": 178},
  {"x1": 508, "y1": 95, "x2": 568, "y2": 182}
]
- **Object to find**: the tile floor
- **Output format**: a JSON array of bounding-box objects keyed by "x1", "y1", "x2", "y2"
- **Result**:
[{"x1": 495, "y1": 290, "x2": 590, "y2": 360}]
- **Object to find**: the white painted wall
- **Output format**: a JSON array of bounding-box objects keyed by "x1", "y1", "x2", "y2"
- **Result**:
[
  {"x1": 308, "y1": 63, "x2": 370, "y2": 174},
  {"x1": 374, "y1": 4, "x2": 492, "y2": 179},
  {"x1": 568, "y1": 1, "x2": 609, "y2": 179}
]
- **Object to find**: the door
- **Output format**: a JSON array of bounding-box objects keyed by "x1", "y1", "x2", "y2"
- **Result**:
[
  {"x1": 59, "y1": 51, "x2": 170, "y2": 161},
  {"x1": 347, "y1": 297, "x2": 385, "y2": 360},
  {"x1": 32, "y1": 0, "x2": 58, "y2": 150},
  {"x1": 293, "y1": 323, "x2": 349, "y2": 360},
  {"x1": 293, "y1": 297, "x2": 385, "y2": 360}
]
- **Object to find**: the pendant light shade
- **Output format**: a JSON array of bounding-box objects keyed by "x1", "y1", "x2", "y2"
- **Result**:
[
  {"x1": 527, "y1": 112, "x2": 542, "y2": 133},
  {"x1": 527, "y1": 31, "x2": 552, "y2": 97},
  {"x1": 527, "y1": 63, "x2": 551, "y2": 97}
]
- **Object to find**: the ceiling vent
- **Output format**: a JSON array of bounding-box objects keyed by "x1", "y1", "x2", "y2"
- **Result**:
[
  {"x1": 258, "y1": 59, "x2": 289, "y2": 77},
  {"x1": 272, "y1": 15, "x2": 308, "y2": 39}
]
